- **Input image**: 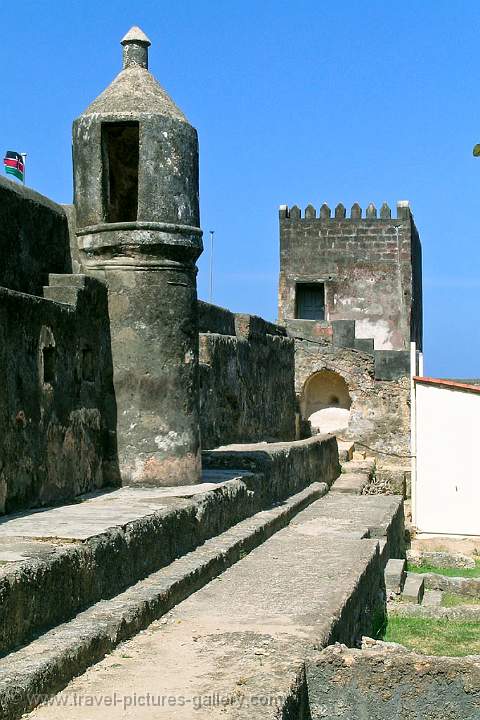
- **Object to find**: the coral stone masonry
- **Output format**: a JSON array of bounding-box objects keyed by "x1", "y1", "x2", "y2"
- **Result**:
[{"x1": 73, "y1": 28, "x2": 203, "y2": 486}]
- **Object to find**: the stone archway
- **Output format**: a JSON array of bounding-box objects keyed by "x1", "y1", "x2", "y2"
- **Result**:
[{"x1": 301, "y1": 369, "x2": 352, "y2": 434}]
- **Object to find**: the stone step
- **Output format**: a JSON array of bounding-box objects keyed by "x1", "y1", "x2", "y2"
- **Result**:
[
  {"x1": 0, "y1": 482, "x2": 328, "y2": 720},
  {"x1": 48, "y1": 273, "x2": 87, "y2": 288},
  {"x1": 19, "y1": 494, "x2": 403, "y2": 720},
  {"x1": 43, "y1": 285, "x2": 79, "y2": 305},
  {"x1": 331, "y1": 472, "x2": 370, "y2": 494},
  {"x1": 384, "y1": 557, "x2": 406, "y2": 594},
  {"x1": 0, "y1": 436, "x2": 338, "y2": 658},
  {"x1": 341, "y1": 458, "x2": 375, "y2": 475},
  {"x1": 401, "y1": 572, "x2": 425, "y2": 604},
  {"x1": 337, "y1": 440, "x2": 355, "y2": 462}
]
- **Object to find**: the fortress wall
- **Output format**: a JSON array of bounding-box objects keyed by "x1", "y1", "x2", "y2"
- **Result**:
[
  {"x1": 199, "y1": 303, "x2": 296, "y2": 448},
  {"x1": 295, "y1": 340, "x2": 411, "y2": 487},
  {"x1": 0, "y1": 177, "x2": 72, "y2": 296},
  {"x1": 0, "y1": 280, "x2": 115, "y2": 514}
]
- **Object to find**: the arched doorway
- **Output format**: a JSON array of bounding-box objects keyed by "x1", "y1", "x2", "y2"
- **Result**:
[{"x1": 301, "y1": 369, "x2": 352, "y2": 434}]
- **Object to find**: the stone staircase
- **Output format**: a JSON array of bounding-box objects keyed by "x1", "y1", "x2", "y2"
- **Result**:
[
  {"x1": 0, "y1": 437, "x2": 405, "y2": 720},
  {"x1": 43, "y1": 273, "x2": 87, "y2": 305},
  {"x1": 331, "y1": 452, "x2": 375, "y2": 495}
]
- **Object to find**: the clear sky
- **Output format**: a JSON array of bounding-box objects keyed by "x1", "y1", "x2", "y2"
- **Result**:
[{"x1": 2, "y1": 0, "x2": 480, "y2": 377}]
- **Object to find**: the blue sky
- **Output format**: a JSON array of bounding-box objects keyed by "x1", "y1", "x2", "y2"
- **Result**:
[{"x1": 2, "y1": 0, "x2": 480, "y2": 377}]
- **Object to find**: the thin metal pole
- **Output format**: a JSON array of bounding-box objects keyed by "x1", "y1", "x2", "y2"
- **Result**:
[
  {"x1": 20, "y1": 153, "x2": 27, "y2": 186},
  {"x1": 209, "y1": 230, "x2": 214, "y2": 303}
]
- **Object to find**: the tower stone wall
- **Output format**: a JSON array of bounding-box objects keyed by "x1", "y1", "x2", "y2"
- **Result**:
[
  {"x1": 72, "y1": 28, "x2": 203, "y2": 486},
  {"x1": 279, "y1": 201, "x2": 422, "y2": 351}
]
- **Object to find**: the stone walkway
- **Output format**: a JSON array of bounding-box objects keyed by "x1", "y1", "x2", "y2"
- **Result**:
[
  {"x1": 0, "y1": 469, "x2": 238, "y2": 556},
  {"x1": 25, "y1": 493, "x2": 402, "y2": 720}
]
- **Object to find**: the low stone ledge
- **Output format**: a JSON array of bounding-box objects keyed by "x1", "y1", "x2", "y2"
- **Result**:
[
  {"x1": 388, "y1": 601, "x2": 480, "y2": 621},
  {"x1": 307, "y1": 643, "x2": 480, "y2": 720},
  {"x1": 331, "y1": 472, "x2": 370, "y2": 494},
  {"x1": 407, "y1": 549, "x2": 476, "y2": 569},
  {"x1": 421, "y1": 572, "x2": 480, "y2": 599},
  {"x1": 203, "y1": 435, "x2": 341, "y2": 498}
]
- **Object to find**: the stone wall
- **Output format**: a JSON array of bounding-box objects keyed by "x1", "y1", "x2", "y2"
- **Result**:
[
  {"x1": 295, "y1": 340, "x2": 411, "y2": 485},
  {"x1": 307, "y1": 644, "x2": 480, "y2": 719},
  {"x1": 0, "y1": 279, "x2": 116, "y2": 513},
  {"x1": 279, "y1": 202, "x2": 422, "y2": 351},
  {"x1": 199, "y1": 302, "x2": 296, "y2": 448},
  {"x1": 0, "y1": 177, "x2": 72, "y2": 296}
]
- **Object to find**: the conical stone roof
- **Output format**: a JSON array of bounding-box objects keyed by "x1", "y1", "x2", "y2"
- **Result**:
[{"x1": 80, "y1": 27, "x2": 188, "y2": 122}]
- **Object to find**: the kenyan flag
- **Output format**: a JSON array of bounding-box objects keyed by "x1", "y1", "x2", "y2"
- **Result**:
[{"x1": 4, "y1": 151, "x2": 24, "y2": 182}]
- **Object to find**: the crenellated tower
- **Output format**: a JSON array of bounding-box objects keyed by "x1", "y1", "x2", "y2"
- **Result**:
[
  {"x1": 279, "y1": 201, "x2": 422, "y2": 352},
  {"x1": 72, "y1": 27, "x2": 203, "y2": 486}
]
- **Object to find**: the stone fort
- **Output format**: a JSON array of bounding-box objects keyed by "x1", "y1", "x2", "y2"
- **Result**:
[{"x1": 0, "y1": 27, "x2": 475, "y2": 720}]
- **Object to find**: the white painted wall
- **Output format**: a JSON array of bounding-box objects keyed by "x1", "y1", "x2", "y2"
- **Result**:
[{"x1": 415, "y1": 381, "x2": 480, "y2": 535}]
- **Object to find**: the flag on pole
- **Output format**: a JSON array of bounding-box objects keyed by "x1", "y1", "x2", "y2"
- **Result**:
[{"x1": 3, "y1": 151, "x2": 25, "y2": 182}]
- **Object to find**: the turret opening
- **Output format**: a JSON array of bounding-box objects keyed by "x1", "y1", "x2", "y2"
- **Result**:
[{"x1": 102, "y1": 122, "x2": 139, "y2": 222}]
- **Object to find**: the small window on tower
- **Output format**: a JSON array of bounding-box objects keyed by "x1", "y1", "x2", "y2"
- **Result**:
[
  {"x1": 296, "y1": 283, "x2": 325, "y2": 320},
  {"x1": 102, "y1": 122, "x2": 139, "y2": 222}
]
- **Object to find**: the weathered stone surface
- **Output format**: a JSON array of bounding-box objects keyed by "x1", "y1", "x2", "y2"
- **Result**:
[
  {"x1": 0, "y1": 279, "x2": 114, "y2": 514},
  {"x1": 402, "y1": 571, "x2": 425, "y2": 603},
  {"x1": 375, "y1": 349, "x2": 411, "y2": 379},
  {"x1": 0, "y1": 177, "x2": 71, "y2": 297},
  {"x1": 0, "y1": 481, "x2": 327, "y2": 720},
  {"x1": 341, "y1": 458, "x2": 375, "y2": 474},
  {"x1": 307, "y1": 644, "x2": 480, "y2": 719},
  {"x1": 199, "y1": 330, "x2": 296, "y2": 448},
  {"x1": 407, "y1": 549, "x2": 476, "y2": 569},
  {"x1": 366, "y1": 464, "x2": 409, "y2": 495},
  {"x1": 421, "y1": 572, "x2": 480, "y2": 599},
  {"x1": 0, "y1": 436, "x2": 339, "y2": 656},
  {"x1": 74, "y1": 31, "x2": 203, "y2": 485},
  {"x1": 337, "y1": 440, "x2": 354, "y2": 462},
  {"x1": 23, "y1": 492, "x2": 401, "y2": 720},
  {"x1": 278, "y1": 205, "x2": 422, "y2": 352},
  {"x1": 331, "y1": 472, "x2": 369, "y2": 494},
  {"x1": 198, "y1": 299, "x2": 236, "y2": 335},
  {"x1": 389, "y1": 600, "x2": 480, "y2": 620},
  {"x1": 385, "y1": 557, "x2": 406, "y2": 593},
  {"x1": 294, "y1": 342, "x2": 411, "y2": 472},
  {"x1": 203, "y1": 436, "x2": 341, "y2": 496},
  {"x1": 422, "y1": 588, "x2": 443, "y2": 606}
]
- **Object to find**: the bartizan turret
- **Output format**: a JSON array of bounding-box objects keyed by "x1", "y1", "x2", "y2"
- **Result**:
[{"x1": 72, "y1": 27, "x2": 203, "y2": 485}]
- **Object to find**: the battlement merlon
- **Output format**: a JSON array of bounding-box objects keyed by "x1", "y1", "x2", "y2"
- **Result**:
[{"x1": 279, "y1": 200, "x2": 412, "y2": 221}]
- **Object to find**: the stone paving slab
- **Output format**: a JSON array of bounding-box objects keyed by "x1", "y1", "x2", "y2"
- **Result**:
[
  {"x1": 331, "y1": 472, "x2": 370, "y2": 494},
  {"x1": 340, "y1": 459, "x2": 375, "y2": 474},
  {"x1": 0, "y1": 470, "x2": 239, "y2": 544},
  {"x1": 24, "y1": 493, "x2": 402, "y2": 720}
]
